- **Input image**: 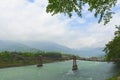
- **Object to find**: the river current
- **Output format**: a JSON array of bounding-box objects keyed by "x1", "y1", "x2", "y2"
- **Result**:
[{"x1": 0, "y1": 60, "x2": 117, "y2": 80}]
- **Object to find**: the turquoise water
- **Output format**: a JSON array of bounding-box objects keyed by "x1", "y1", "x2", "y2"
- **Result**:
[{"x1": 0, "y1": 60, "x2": 117, "y2": 80}]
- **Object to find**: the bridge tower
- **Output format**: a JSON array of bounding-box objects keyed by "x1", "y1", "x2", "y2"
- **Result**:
[
  {"x1": 72, "y1": 56, "x2": 78, "y2": 71},
  {"x1": 37, "y1": 55, "x2": 43, "y2": 67}
]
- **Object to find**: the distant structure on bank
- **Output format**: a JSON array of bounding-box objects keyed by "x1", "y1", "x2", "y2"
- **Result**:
[
  {"x1": 37, "y1": 55, "x2": 43, "y2": 67},
  {"x1": 72, "y1": 56, "x2": 78, "y2": 71}
]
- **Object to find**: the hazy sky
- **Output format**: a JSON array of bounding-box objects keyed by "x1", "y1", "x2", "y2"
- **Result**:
[{"x1": 0, "y1": 0, "x2": 120, "y2": 49}]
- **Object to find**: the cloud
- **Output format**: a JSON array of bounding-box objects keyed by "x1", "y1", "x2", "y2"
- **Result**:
[
  {"x1": 117, "y1": 0, "x2": 120, "y2": 5},
  {"x1": 0, "y1": 0, "x2": 119, "y2": 49},
  {"x1": 0, "y1": 0, "x2": 68, "y2": 40},
  {"x1": 28, "y1": 0, "x2": 35, "y2": 3}
]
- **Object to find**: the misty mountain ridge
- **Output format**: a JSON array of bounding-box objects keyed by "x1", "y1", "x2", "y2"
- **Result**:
[
  {"x1": 0, "y1": 40, "x2": 105, "y2": 57},
  {"x1": 23, "y1": 41, "x2": 105, "y2": 57},
  {"x1": 23, "y1": 41, "x2": 73, "y2": 53},
  {"x1": 0, "y1": 40, "x2": 40, "y2": 52}
]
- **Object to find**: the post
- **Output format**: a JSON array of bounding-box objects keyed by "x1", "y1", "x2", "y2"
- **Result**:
[
  {"x1": 72, "y1": 55, "x2": 78, "y2": 71},
  {"x1": 37, "y1": 55, "x2": 43, "y2": 67}
]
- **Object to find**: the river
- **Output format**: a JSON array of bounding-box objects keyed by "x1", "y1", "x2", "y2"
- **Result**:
[{"x1": 0, "y1": 60, "x2": 117, "y2": 80}]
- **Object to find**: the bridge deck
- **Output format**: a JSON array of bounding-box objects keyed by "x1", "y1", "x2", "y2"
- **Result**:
[{"x1": 77, "y1": 58, "x2": 120, "y2": 62}]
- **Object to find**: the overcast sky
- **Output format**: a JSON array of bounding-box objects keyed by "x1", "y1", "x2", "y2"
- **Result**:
[{"x1": 0, "y1": 0, "x2": 120, "y2": 49}]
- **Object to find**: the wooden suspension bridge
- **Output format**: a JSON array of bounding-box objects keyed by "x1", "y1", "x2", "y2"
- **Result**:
[{"x1": 37, "y1": 55, "x2": 120, "y2": 71}]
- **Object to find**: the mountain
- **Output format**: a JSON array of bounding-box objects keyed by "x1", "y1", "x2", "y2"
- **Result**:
[
  {"x1": 0, "y1": 40, "x2": 40, "y2": 52},
  {"x1": 75, "y1": 47, "x2": 105, "y2": 57},
  {"x1": 0, "y1": 40, "x2": 105, "y2": 57},
  {"x1": 23, "y1": 41, "x2": 73, "y2": 53},
  {"x1": 23, "y1": 41, "x2": 105, "y2": 57}
]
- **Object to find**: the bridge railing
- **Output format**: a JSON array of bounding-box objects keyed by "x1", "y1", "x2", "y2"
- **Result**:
[{"x1": 77, "y1": 58, "x2": 120, "y2": 62}]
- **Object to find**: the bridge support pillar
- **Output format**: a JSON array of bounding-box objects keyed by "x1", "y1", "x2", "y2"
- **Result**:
[
  {"x1": 37, "y1": 55, "x2": 43, "y2": 67},
  {"x1": 72, "y1": 56, "x2": 78, "y2": 71}
]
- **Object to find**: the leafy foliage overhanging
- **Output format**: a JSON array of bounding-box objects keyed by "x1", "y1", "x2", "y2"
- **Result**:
[
  {"x1": 104, "y1": 25, "x2": 120, "y2": 62},
  {"x1": 46, "y1": 0, "x2": 117, "y2": 25}
]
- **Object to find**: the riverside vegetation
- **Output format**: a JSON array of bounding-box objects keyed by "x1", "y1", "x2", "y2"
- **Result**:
[
  {"x1": 0, "y1": 51, "x2": 73, "y2": 68},
  {"x1": 104, "y1": 25, "x2": 120, "y2": 80}
]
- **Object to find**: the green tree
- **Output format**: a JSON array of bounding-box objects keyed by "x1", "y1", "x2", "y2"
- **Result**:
[
  {"x1": 46, "y1": 0, "x2": 118, "y2": 25},
  {"x1": 104, "y1": 25, "x2": 120, "y2": 63},
  {"x1": 45, "y1": 52, "x2": 62, "y2": 58},
  {"x1": 0, "y1": 51, "x2": 13, "y2": 63}
]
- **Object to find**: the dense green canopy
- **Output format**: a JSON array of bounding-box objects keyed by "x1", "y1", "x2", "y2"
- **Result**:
[
  {"x1": 104, "y1": 25, "x2": 120, "y2": 63},
  {"x1": 46, "y1": 0, "x2": 117, "y2": 25}
]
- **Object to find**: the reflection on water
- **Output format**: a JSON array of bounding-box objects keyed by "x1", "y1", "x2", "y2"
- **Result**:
[{"x1": 0, "y1": 60, "x2": 117, "y2": 80}]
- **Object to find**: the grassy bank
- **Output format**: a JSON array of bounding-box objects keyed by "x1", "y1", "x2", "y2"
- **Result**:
[{"x1": 0, "y1": 58, "x2": 70, "y2": 68}]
